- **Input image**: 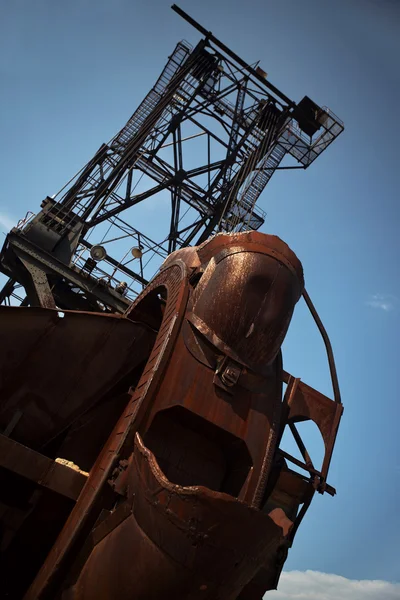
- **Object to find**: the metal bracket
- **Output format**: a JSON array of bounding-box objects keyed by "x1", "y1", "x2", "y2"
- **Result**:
[
  {"x1": 213, "y1": 355, "x2": 242, "y2": 393},
  {"x1": 18, "y1": 255, "x2": 56, "y2": 309}
]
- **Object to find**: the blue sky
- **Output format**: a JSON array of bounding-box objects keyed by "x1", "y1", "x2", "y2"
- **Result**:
[{"x1": 1, "y1": 0, "x2": 399, "y2": 595}]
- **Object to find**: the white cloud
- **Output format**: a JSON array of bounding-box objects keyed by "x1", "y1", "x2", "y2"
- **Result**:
[
  {"x1": 0, "y1": 212, "x2": 16, "y2": 232},
  {"x1": 366, "y1": 293, "x2": 397, "y2": 312},
  {"x1": 267, "y1": 570, "x2": 400, "y2": 599}
]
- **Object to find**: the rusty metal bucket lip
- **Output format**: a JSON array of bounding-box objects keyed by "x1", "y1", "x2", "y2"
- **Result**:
[{"x1": 134, "y1": 431, "x2": 257, "y2": 506}]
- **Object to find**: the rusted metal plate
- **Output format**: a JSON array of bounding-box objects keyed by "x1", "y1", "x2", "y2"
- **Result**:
[
  {"x1": 0, "y1": 306, "x2": 156, "y2": 449},
  {"x1": 287, "y1": 379, "x2": 343, "y2": 490},
  {"x1": 193, "y1": 231, "x2": 304, "y2": 372}
]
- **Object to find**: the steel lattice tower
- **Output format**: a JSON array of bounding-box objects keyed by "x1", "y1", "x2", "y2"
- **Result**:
[{"x1": 0, "y1": 6, "x2": 343, "y2": 313}]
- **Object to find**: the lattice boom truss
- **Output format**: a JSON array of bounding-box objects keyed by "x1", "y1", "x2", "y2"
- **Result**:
[{"x1": 0, "y1": 9, "x2": 343, "y2": 311}]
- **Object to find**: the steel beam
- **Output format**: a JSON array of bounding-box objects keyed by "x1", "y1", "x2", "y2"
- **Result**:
[
  {"x1": 7, "y1": 231, "x2": 130, "y2": 313},
  {"x1": 0, "y1": 434, "x2": 87, "y2": 502}
]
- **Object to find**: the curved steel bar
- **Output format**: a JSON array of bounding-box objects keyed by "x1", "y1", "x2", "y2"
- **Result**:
[{"x1": 302, "y1": 288, "x2": 342, "y2": 404}]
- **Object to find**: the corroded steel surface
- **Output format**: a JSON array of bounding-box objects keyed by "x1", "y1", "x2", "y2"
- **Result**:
[
  {"x1": 0, "y1": 306, "x2": 157, "y2": 449},
  {"x1": 0, "y1": 231, "x2": 342, "y2": 600},
  {"x1": 68, "y1": 433, "x2": 290, "y2": 600}
]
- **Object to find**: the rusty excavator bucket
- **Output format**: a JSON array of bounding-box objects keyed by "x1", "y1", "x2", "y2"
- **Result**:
[{"x1": 0, "y1": 232, "x2": 342, "y2": 600}]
